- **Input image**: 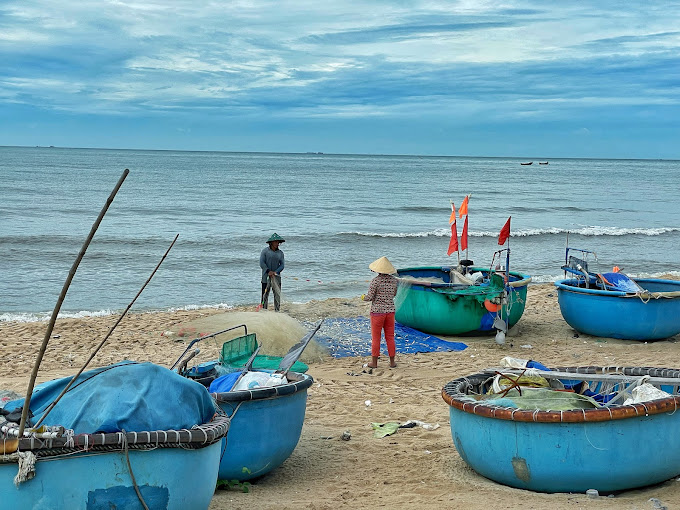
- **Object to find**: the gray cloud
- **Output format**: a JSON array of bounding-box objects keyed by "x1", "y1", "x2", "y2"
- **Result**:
[{"x1": 1, "y1": 1, "x2": 680, "y2": 156}]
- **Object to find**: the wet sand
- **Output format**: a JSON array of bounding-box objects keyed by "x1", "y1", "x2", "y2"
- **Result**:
[{"x1": 1, "y1": 283, "x2": 679, "y2": 509}]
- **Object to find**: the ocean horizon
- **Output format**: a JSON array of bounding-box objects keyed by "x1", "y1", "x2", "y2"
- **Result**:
[
  {"x1": 5, "y1": 144, "x2": 680, "y2": 162},
  {"x1": 2, "y1": 146, "x2": 678, "y2": 322}
]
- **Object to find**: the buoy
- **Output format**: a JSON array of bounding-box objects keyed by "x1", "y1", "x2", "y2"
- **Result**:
[{"x1": 484, "y1": 299, "x2": 500, "y2": 312}]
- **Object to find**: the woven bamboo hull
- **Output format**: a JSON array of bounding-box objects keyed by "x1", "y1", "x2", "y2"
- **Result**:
[
  {"x1": 395, "y1": 267, "x2": 531, "y2": 336},
  {"x1": 448, "y1": 406, "x2": 680, "y2": 493},
  {"x1": 0, "y1": 442, "x2": 222, "y2": 510},
  {"x1": 442, "y1": 366, "x2": 680, "y2": 493},
  {"x1": 214, "y1": 372, "x2": 313, "y2": 481},
  {"x1": 555, "y1": 278, "x2": 680, "y2": 340}
]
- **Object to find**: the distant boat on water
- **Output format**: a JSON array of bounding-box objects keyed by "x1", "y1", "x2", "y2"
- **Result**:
[
  {"x1": 520, "y1": 162, "x2": 533, "y2": 166},
  {"x1": 539, "y1": 161, "x2": 549, "y2": 165}
]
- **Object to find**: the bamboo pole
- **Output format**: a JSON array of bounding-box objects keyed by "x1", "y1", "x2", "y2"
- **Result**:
[
  {"x1": 18, "y1": 169, "x2": 129, "y2": 437},
  {"x1": 33, "y1": 234, "x2": 179, "y2": 428}
]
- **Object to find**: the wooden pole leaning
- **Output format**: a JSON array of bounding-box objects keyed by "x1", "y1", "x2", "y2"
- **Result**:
[
  {"x1": 18, "y1": 169, "x2": 130, "y2": 437},
  {"x1": 33, "y1": 234, "x2": 180, "y2": 429}
]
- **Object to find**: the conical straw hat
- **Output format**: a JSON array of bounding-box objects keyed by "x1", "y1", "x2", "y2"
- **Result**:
[
  {"x1": 266, "y1": 233, "x2": 285, "y2": 243},
  {"x1": 369, "y1": 256, "x2": 397, "y2": 274}
]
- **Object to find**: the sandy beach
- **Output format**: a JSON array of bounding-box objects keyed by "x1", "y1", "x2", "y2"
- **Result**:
[{"x1": 2, "y1": 282, "x2": 679, "y2": 510}]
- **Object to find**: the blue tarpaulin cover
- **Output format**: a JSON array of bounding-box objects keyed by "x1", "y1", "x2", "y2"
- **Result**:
[
  {"x1": 601, "y1": 272, "x2": 643, "y2": 293},
  {"x1": 4, "y1": 361, "x2": 215, "y2": 434},
  {"x1": 313, "y1": 317, "x2": 467, "y2": 358},
  {"x1": 209, "y1": 371, "x2": 242, "y2": 393}
]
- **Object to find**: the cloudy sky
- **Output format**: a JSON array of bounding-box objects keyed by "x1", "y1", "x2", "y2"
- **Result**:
[{"x1": 1, "y1": 1, "x2": 679, "y2": 158}]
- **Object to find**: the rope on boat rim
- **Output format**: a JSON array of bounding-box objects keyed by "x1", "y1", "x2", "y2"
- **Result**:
[
  {"x1": 4, "y1": 415, "x2": 230, "y2": 456},
  {"x1": 122, "y1": 429, "x2": 150, "y2": 510}
]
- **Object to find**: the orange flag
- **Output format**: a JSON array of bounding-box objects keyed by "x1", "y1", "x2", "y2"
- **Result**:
[
  {"x1": 498, "y1": 217, "x2": 511, "y2": 245},
  {"x1": 448, "y1": 202, "x2": 457, "y2": 225},
  {"x1": 460, "y1": 215, "x2": 469, "y2": 251},
  {"x1": 447, "y1": 222, "x2": 459, "y2": 255},
  {"x1": 459, "y1": 195, "x2": 469, "y2": 217}
]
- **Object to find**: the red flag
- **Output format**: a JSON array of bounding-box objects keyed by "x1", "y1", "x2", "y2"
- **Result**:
[
  {"x1": 448, "y1": 202, "x2": 457, "y2": 224},
  {"x1": 447, "y1": 222, "x2": 459, "y2": 255},
  {"x1": 498, "y1": 217, "x2": 511, "y2": 245},
  {"x1": 460, "y1": 215, "x2": 469, "y2": 251},
  {"x1": 459, "y1": 195, "x2": 469, "y2": 217}
]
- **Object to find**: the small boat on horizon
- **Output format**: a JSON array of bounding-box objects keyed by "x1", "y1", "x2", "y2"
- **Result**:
[
  {"x1": 539, "y1": 161, "x2": 549, "y2": 165},
  {"x1": 520, "y1": 161, "x2": 533, "y2": 165}
]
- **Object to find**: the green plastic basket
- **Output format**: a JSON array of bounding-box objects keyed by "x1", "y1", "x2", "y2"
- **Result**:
[
  {"x1": 219, "y1": 334, "x2": 309, "y2": 374},
  {"x1": 220, "y1": 333, "x2": 258, "y2": 364}
]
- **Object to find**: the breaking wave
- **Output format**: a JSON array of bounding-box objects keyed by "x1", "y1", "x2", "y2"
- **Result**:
[{"x1": 340, "y1": 226, "x2": 680, "y2": 239}]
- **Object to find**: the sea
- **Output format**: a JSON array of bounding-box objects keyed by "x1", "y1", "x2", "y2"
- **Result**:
[{"x1": 1, "y1": 146, "x2": 679, "y2": 322}]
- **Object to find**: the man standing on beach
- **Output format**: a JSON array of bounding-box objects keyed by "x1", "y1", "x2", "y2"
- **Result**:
[{"x1": 260, "y1": 233, "x2": 285, "y2": 311}]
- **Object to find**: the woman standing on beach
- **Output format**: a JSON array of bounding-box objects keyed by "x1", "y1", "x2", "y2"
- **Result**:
[{"x1": 362, "y1": 256, "x2": 398, "y2": 368}]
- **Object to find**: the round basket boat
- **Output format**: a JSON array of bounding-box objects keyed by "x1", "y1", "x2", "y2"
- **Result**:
[
  {"x1": 555, "y1": 278, "x2": 680, "y2": 341},
  {"x1": 395, "y1": 266, "x2": 531, "y2": 336},
  {"x1": 442, "y1": 366, "x2": 680, "y2": 493},
  {"x1": 212, "y1": 371, "x2": 314, "y2": 481},
  {"x1": 0, "y1": 415, "x2": 230, "y2": 509}
]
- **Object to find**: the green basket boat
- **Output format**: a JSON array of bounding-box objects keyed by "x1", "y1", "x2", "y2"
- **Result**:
[{"x1": 394, "y1": 266, "x2": 531, "y2": 336}]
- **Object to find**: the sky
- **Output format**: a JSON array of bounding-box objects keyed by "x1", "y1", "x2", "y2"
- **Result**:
[{"x1": 1, "y1": 1, "x2": 679, "y2": 159}]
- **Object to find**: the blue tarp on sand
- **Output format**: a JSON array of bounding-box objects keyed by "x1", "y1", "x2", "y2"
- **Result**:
[{"x1": 313, "y1": 317, "x2": 467, "y2": 358}]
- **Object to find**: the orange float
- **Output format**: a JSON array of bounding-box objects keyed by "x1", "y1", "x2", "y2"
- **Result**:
[{"x1": 484, "y1": 299, "x2": 500, "y2": 312}]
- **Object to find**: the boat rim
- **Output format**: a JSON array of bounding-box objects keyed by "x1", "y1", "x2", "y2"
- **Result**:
[
  {"x1": 3, "y1": 414, "x2": 230, "y2": 459},
  {"x1": 442, "y1": 366, "x2": 680, "y2": 423},
  {"x1": 554, "y1": 277, "x2": 680, "y2": 298},
  {"x1": 396, "y1": 266, "x2": 532, "y2": 289},
  {"x1": 212, "y1": 371, "x2": 314, "y2": 403}
]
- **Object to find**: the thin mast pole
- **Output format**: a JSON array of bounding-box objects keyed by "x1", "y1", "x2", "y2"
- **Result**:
[
  {"x1": 505, "y1": 237, "x2": 511, "y2": 333},
  {"x1": 18, "y1": 169, "x2": 129, "y2": 437},
  {"x1": 466, "y1": 195, "x2": 470, "y2": 261},
  {"x1": 33, "y1": 234, "x2": 179, "y2": 428}
]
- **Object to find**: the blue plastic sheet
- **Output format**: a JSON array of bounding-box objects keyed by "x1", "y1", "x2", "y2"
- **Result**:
[
  {"x1": 209, "y1": 371, "x2": 242, "y2": 393},
  {"x1": 313, "y1": 317, "x2": 467, "y2": 358},
  {"x1": 601, "y1": 272, "x2": 642, "y2": 293},
  {"x1": 3, "y1": 361, "x2": 215, "y2": 434}
]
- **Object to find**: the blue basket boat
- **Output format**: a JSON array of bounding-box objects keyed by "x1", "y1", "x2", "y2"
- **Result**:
[
  {"x1": 442, "y1": 365, "x2": 680, "y2": 493},
  {"x1": 177, "y1": 323, "x2": 318, "y2": 482},
  {"x1": 555, "y1": 246, "x2": 680, "y2": 341},
  {"x1": 0, "y1": 420, "x2": 229, "y2": 509},
  {"x1": 212, "y1": 371, "x2": 313, "y2": 481},
  {"x1": 555, "y1": 277, "x2": 680, "y2": 340},
  {"x1": 0, "y1": 362, "x2": 230, "y2": 510}
]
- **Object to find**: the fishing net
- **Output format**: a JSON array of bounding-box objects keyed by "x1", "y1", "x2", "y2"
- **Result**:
[
  {"x1": 481, "y1": 388, "x2": 601, "y2": 411},
  {"x1": 169, "y1": 311, "x2": 328, "y2": 363}
]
